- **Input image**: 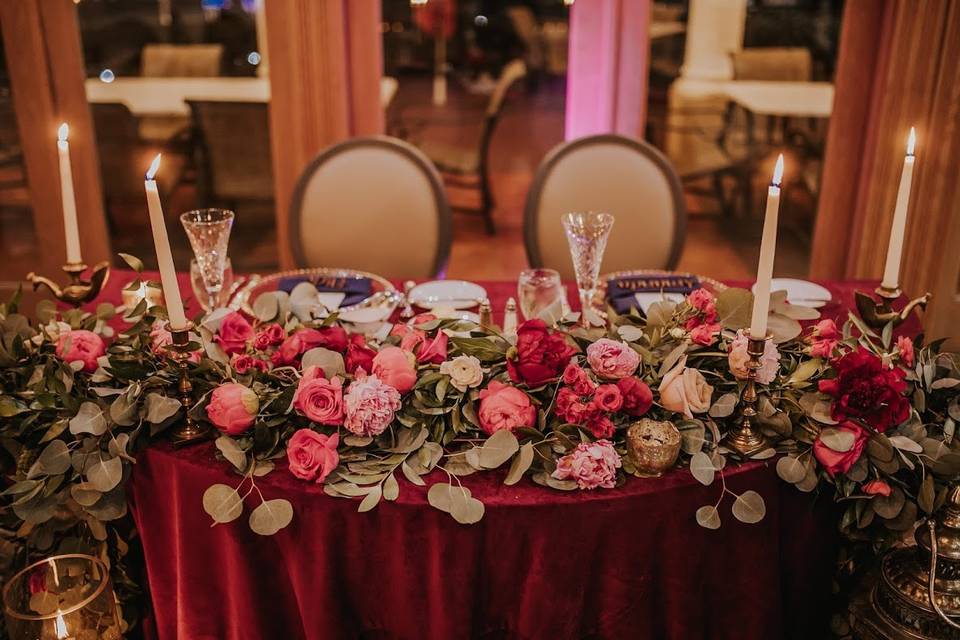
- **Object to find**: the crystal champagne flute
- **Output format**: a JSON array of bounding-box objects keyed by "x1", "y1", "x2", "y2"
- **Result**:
[{"x1": 562, "y1": 211, "x2": 614, "y2": 327}]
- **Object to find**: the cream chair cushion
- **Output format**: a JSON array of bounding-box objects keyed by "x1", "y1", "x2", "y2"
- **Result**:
[
  {"x1": 525, "y1": 135, "x2": 685, "y2": 280},
  {"x1": 290, "y1": 137, "x2": 451, "y2": 280}
]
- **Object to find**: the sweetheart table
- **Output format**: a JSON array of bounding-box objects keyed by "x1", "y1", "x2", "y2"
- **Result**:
[{"x1": 93, "y1": 272, "x2": 866, "y2": 640}]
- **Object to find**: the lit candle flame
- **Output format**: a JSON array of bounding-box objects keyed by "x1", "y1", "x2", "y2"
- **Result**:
[
  {"x1": 57, "y1": 123, "x2": 69, "y2": 143},
  {"x1": 146, "y1": 154, "x2": 162, "y2": 181},
  {"x1": 906, "y1": 127, "x2": 916, "y2": 156},
  {"x1": 772, "y1": 153, "x2": 784, "y2": 186},
  {"x1": 54, "y1": 610, "x2": 69, "y2": 639}
]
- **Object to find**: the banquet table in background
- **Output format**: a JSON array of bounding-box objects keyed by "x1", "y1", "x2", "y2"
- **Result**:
[{"x1": 91, "y1": 273, "x2": 880, "y2": 639}]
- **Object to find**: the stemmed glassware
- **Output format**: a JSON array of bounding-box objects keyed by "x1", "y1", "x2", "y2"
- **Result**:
[
  {"x1": 180, "y1": 208, "x2": 234, "y2": 312},
  {"x1": 517, "y1": 268, "x2": 567, "y2": 323},
  {"x1": 562, "y1": 211, "x2": 614, "y2": 327}
]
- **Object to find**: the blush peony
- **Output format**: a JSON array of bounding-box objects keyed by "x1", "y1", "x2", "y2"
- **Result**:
[
  {"x1": 56, "y1": 329, "x2": 106, "y2": 373},
  {"x1": 477, "y1": 380, "x2": 537, "y2": 435},
  {"x1": 206, "y1": 383, "x2": 259, "y2": 435},
  {"x1": 286, "y1": 430, "x2": 339, "y2": 483},
  {"x1": 343, "y1": 375, "x2": 402, "y2": 436},
  {"x1": 586, "y1": 338, "x2": 641, "y2": 380},
  {"x1": 371, "y1": 346, "x2": 418, "y2": 394},
  {"x1": 552, "y1": 440, "x2": 622, "y2": 490},
  {"x1": 293, "y1": 366, "x2": 345, "y2": 426}
]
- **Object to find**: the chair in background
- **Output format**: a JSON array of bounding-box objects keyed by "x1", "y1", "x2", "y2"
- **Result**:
[
  {"x1": 187, "y1": 100, "x2": 273, "y2": 216},
  {"x1": 288, "y1": 136, "x2": 451, "y2": 280},
  {"x1": 416, "y1": 59, "x2": 527, "y2": 235},
  {"x1": 140, "y1": 44, "x2": 224, "y2": 77},
  {"x1": 730, "y1": 47, "x2": 814, "y2": 144},
  {"x1": 524, "y1": 134, "x2": 686, "y2": 281}
]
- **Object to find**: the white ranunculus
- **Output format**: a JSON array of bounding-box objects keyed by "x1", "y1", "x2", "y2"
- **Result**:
[{"x1": 439, "y1": 355, "x2": 484, "y2": 392}]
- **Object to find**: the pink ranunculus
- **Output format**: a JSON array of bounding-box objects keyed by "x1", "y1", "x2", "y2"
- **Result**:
[
  {"x1": 371, "y1": 346, "x2": 418, "y2": 394},
  {"x1": 813, "y1": 421, "x2": 868, "y2": 477},
  {"x1": 727, "y1": 330, "x2": 780, "y2": 384},
  {"x1": 593, "y1": 384, "x2": 623, "y2": 412},
  {"x1": 293, "y1": 366, "x2": 345, "y2": 426},
  {"x1": 253, "y1": 323, "x2": 285, "y2": 351},
  {"x1": 416, "y1": 331, "x2": 448, "y2": 365},
  {"x1": 617, "y1": 377, "x2": 653, "y2": 417},
  {"x1": 658, "y1": 356, "x2": 713, "y2": 418},
  {"x1": 56, "y1": 329, "x2": 106, "y2": 373},
  {"x1": 586, "y1": 338, "x2": 641, "y2": 380},
  {"x1": 206, "y1": 383, "x2": 259, "y2": 435},
  {"x1": 562, "y1": 363, "x2": 597, "y2": 396},
  {"x1": 863, "y1": 479, "x2": 892, "y2": 497},
  {"x1": 477, "y1": 380, "x2": 537, "y2": 435},
  {"x1": 214, "y1": 312, "x2": 255, "y2": 355},
  {"x1": 271, "y1": 327, "x2": 349, "y2": 366},
  {"x1": 231, "y1": 353, "x2": 269, "y2": 375},
  {"x1": 809, "y1": 319, "x2": 840, "y2": 358},
  {"x1": 689, "y1": 322, "x2": 721, "y2": 346},
  {"x1": 286, "y1": 430, "x2": 339, "y2": 483},
  {"x1": 552, "y1": 439, "x2": 622, "y2": 490},
  {"x1": 343, "y1": 375, "x2": 402, "y2": 436},
  {"x1": 345, "y1": 333, "x2": 377, "y2": 375},
  {"x1": 896, "y1": 335, "x2": 915, "y2": 368}
]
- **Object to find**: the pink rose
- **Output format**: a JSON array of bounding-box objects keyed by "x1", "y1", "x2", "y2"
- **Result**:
[
  {"x1": 562, "y1": 363, "x2": 597, "y2": 395},
  {"x1": 586, "y1": 338, "x2": 640, "y2": 380},
  {"x1": 727, "y1": 330, "x2": 780, "y2": 384},
  {"x1": 271, "y1": 327, "x2": 349, "y2": 366},
  {"x1": 587, "y1": 413, "x2": 615, "y2": 439},
  {"x1": 206, "y1": 383, "x2": 259, "y2": 435},
  {"x1": 286, "y1": 430, "x2": 339, "y2": 483},
  {"x1": 863, "y1": 479, "x2": 892, "y2": 497},
  {"x1": 658, "y1": 356, "x2": 713, "y2": 418},
  {"x1": 214, "y1": 312, "x2": 254, "y2": 355},
  {"x1": 345, "y1": 333, "x2": 377, "y2": 374},
  {"x1": 687, "y1": 288, "x2": 715, "y2": 313},
  {"x1": 617, "y1": 377, "x2": 653, "y2": 417},
  {"x1": 813, "y1": 421, "x2": 868, "y2": 477},
  {"x1": 552, "y1": 439, "x2": 621, "y2": 490},
  {"x1": 593, "y1": 384, "x2": 623, "y2": 412},
  {"x1": 809, "y1": 319, "x2": 840, "y2": 358},
  {"x1": 371, "y1": 347, "x2": 418, "y2": 394},
  {"x1": 689, "y1": 322, "x2": 721, "y2": 346},
  {"x1": 293, "y1": 366, "x2": 344, "y2": 426},
  {"x1": 253, "y1": 323, "x2": 285, "y2": 351},
  {"x1": 555, "y1": 387, "x2": 590, "y2": 425},
  {"x1": 231, "y1": 353, "x2": 269, "y2": 375},
  {"x1": 343, "y1": 375, "x2": 402, "y2": 436},
  {"x1": 477, "y1": 380, "x2": 537, "y2": 435},
  {"x1": 896, "y1": 335, "x2": 914, "y2": 367},
  {"x1": 56, "y1": 329, "x2": 106, "y2": 373},
  {"x1": 416, "y1": 332, "x2": 448, "y2": 365},
  {"x1": 391, "y1": 324, "x2": 426, "y2": 352}
]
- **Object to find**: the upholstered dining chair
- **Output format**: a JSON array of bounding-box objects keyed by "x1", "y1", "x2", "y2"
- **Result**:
[
  {"x1": 524, "y1": 134, "x2": 686, "y2": 281},
  {"x1": 289, "y1": 136, "x2": 451, "y2": 280}
]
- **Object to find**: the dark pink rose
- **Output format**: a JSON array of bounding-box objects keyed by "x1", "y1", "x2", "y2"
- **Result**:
[
  {"x1": 507, "y1": 320, "x2": 577, "y2": 387},
  {"x1": 56, "y1": 330, "x2": 106, "y2": 373},
  {"x1": 863, "y1": 479, "x2": 892, "y2": 497},
  {"x1": 689, "y1": 322, "x2": 721, "y2": 346},
  {"x1": 345, "y1": 333, "x2": 377, "y2": 374},
  {"x1": 253, "y1": 323, "x2": 285, "y2": 350},
  {"x1": 371, "y1": 347, "x2": 418, "y2": 394},
  {"x1": 271, "y1": 327, "x2": 349, "y2": 366},
  {"x1": 231, "y1": 354, "x2": 268, "y2": 375},
  {"x1": 391, "y1": 324, "x2": 426, "y2": 352},
  {"x1": 593, "y1": 384, "x2": 623, "y2": 412},
  {"x1": 214, "y1": 312, "x2": 255, "y2": 355},
  {"x1": 813, "y1": 421, "x2": 868, "y2": 477},
  {"x1": 896, "y1": 335, "x2": 914, "y2": 367},
  {"x1": 206, "y1": 382, "x2": 259, "y2": 435},
  {"x1": 416, "y1": 332, "x2": 448, "y2": 364},
  {"x1": 562, "y1": 363, "x2": 596, "y2": 396},
  {"x1": 616, "y1": 377, "x2": 653, "y2": 417},
  {"x1": 286, "y1": 430, "x2": 339, "y2": 483},
  {"x1": 293, "y1": 366, "x2": 345, "y2": 426},
  {"x1": 587, "y1": 413, "x2": 615, "y2": 439},
  {"x1": 686, "y1": 288, "x2": 715, "y2": 313},
  {"x1": 556, "y1": 387, "x2": 590, "y2": 424},
  {"x1": 477, "y1": 380, "x2": 536, "y2": 435}
]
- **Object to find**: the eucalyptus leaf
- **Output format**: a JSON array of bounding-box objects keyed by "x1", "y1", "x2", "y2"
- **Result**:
[
  {"x1": 919, "y1": 474, "x2": 935, "y2": 515},
  {"x1": 715, "y1": 288, "x2": 753, "y2": 330},
  {"x1": 216, "y1": 436, "x2": 247, "y2": 472},
  {"x1": 696, "y1": 505, "x2": 721, "y2": 530},
  {"x1": 249, "y1": 498, "x2": 293, "y2": 535},
  {"x1": 504, "y1": 442, "x2": 534, "y2": 485},
  {"x1": 301, "y1": 348, "x2": 346, "y2": 379},
  {"x1": 820, "y1": 427, "x2": 855, "y2": 453},
  {"x1": 450, "y1": 495, "x2": 485, "y2": 524},
  {"x1": 776, "y1": 456, "x2": 807, "y2": 483},
  {"x1": 708, "y1": 393, "x2": 738, "y2": 418},
  {"x1": 479, "y1": 429, "x2": 519, "y2": 469},
  {"x1": 888, "y1": 435, "x2": 923, "y2": 454},
  {"x1": 731, "y1": 490, "x2": 766, "y2": 524},
  {"x1": 873, "y1": 487, "x2": 905, "y2": 519},
  {"x1": 401, "y1": 461, "x2": 426, "y2": 486},
  {"x1": 69, "y1": 402, "x2": 108, "y2": 436},
  {"x1": 689, "y1": 451, "x2": 715, "y2": 486},
  {"x1": 87, "y1": 457, "x2": 123, "y2": 492},
  {"x1": 202, "y1": 483, "x2": 244, "y2": 524},
  {"x1": 35, "y1": 440, "x2": 71, "y2": 476},
  {"x1": 109, "y1": 394, "x2": 138, "y2": 427},
  {"x1": 931, "y1": 378, "x2": 960, "y2": 390},
  {"x1": 144, "y1": 393, "x2": 182, "y2": 424}
]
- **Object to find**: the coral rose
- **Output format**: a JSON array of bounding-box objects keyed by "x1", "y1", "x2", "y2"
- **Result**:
[
  {"x1": 809, "y1": 319, "x2": 841, "y2": 358},
  {"x1": 555, "y1": 387, "x2": 590, "y2": 425},
  {"x1": 728, "y1": 330, "x2": 780, "y2": 384},
  {"x1": 552, "y1": 440, "x2": 622, "y2": 490},
  {"x1": 371, "y1": 346, "x2": 418, "y2": 394},
  {"x1": 286, "y1": 430, "x2": 339, "y2": 483},
  {"x1": 813, "y1": 422, "x2": 868, "y2": 477},
  {"x1": 507, "y1": 319, "x2": 577, "y2": 386},
  {"x1": 689, "y1": 323, "x2": 721, "y2": 346},
  {"x1": 207, "y1": 383, "x2": 259, "y2": 435},
  {"x1": 658, "y1": 356, "x2": 713, "y2": 418},
  {"x1": 818, "y1": 347, "x2": 909, "y2": 433},
  {"x1": 477, "y1": 380, "x2": 536, "y2": 435},
  {"x1": 896, "y1": 335, "x2": 914, "y2": 368},
  {"x1": 253, "y1": 323, "x2": 285, "y2": 351},
  {"x1": 416, "y1": 331, "x2": 448, "y2": 365},
  {"x1": 231, "y1": 353, "x2": 268, "y2": 375},
  {"x1": 293, "y1": 366, "x2": 345, "y2": 426},
  {"x1": 343, "y1": 375, "x2": 402, "y2": 436},
  {"x1": 439, "y1": 355, "x2": 484, "y2": 392},
  {"x1": 214, "y1": 312, "x2": 254, "y2": 355},
  {"x1": 586, "y1": 338, "x2": 641, "y2": 380},
  {"x1": 345, "y1": 333, "x2": 377, "y2": 375},
  {"x1": 56, "y1": 329, "x2": 106, "y2": 373},
  {"x1": 616, "y1": 377, "x2": 653, "y2": 417}
]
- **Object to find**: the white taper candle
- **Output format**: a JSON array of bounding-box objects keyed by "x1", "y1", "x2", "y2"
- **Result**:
[
  {"x1": 881, "y1": 127, "x2": 917, "y2": 290},
  {"x1": 144, "y1": 155, "x2": 187, "y2": 330},
  {"x1": 749, "y1": 154, "x2": 784, "y2": 339},
  {"x1": 57, "y1": 124, "x2": 82, "y2": 264}
]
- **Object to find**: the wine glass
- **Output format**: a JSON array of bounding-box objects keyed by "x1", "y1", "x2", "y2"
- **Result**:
[
  {"x1": 180, "y1": 208, "x2": 234, "y2": 312},
  {"x1": 517, "y1": 268, "x2": 566, "y2": 323},
  {"x1": 562, "y1": 211, "x2": 614, "y2": 327},
  {"x1": 190, "y1": 258, "x2": 234, "y2": 311}
]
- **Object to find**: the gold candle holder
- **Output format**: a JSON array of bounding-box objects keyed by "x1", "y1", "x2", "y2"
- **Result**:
[
  {"x1": 26, "y1": 261, "x2": 110, "y2": 308},
  {"x1": 167, "y1": 322, "x2": 209, "y2": 446},
  {"x1": 723, "y1": 333, "x2": 772, "y2": 457},
  {"x1": 854, "y1": 285, "x2": 931, "y2": 331}
]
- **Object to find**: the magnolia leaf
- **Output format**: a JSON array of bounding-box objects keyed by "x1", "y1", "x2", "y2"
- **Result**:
[
  {"x1": 2, "y1": 480, "x2": 40, "y2": 496},
  {"x1": 0, "y1": 395, "x2": 28, "y2": 417},
  {"x1": 708, "y1": 393, "x2": 738, "y2": 418},
  {"x1": 479, "y1": 429, "x2": 519, "y2": 469},
  {"x1": 35, "y1": 440, "x2": 71, "y2": 476},
  {"x1": 69, "y1": 402, "x2": 108, "y2": 436},
  {"x1": 383, "y1": 473, "x2": 400, "y2": 501},
  {"x1": 820, "y1": 427, "x2": 855, "y2": 453},
  {"x1": 249, "y1": 498, "x2": 293, "y2": 535},
  {"x1": 324, "y1": 482, "x2": 372, "y2": 498},
  {"x1": 716, "y1": 288, "x2": 753, "y2": 329},
  {"x1": 504, "y1": 442, "x2": 534, "y2": 486},
  {"x1": 216, "y1": 436, "x2": 247, "y2": 472},
  {"x1": 357, "y1": 485, "x2": 382, "y2": 512},
  {"x1": 451, "y1": 495, "x2": 485, "y2": 524},
  {"x1": 202, "y1": 484, "x2": 244, "y2": 524},
  {"x1": 689, "y1": 451, "x2": 715, "y2": 486},
  {"x1": 301, "y1": 347, "x2": 345, "y2": 379},
  {"x1": 86, "y1": 457, "x2": 123, "y2": 492},
  {"x1": 144, "y1": 393, "x2": 181, "y2": 424},
  {"x1": 776, "y1": 456, "x2": 807, "y2": 483},
  {"x1": 888, "y1": 435, "x2": 923, "y2": 454},
  {"x1": 873, "y1": 487, "x2": 905, "y2": 519},
  {"x1": 118, "y1": 253, "x2": 144, "y2": 272},
  {"x1": 696, "y1": 505, "x2": 721, "y2": 530},
  {"x1": 731, "y1": 490, "x2": 766, "y2": 524},
  {"x1": 401, "y1": 461, "x2": 426, "y2": 486}
]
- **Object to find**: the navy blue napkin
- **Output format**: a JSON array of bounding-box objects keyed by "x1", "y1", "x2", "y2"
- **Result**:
[
  {"x1": 607, "y1": 274, "x2": 701, "y2": 314},
  {"x1": 277, "y1": 275, "x2": 373, "y2": 307}
]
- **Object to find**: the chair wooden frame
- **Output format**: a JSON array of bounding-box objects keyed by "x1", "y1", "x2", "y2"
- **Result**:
[
  {"x1": 523, "y1": 133, "x2": 687, "y2": 271},
  {"x1": 288, "y1": 136, "x2": 452, "y2": 278}
]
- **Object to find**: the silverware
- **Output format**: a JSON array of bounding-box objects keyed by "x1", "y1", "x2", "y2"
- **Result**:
[{"x1": 400, "y1": 280, "x2": 416, "y2": 319}]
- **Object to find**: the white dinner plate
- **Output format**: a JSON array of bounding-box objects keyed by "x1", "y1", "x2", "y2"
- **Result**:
[
  {"x1": 753, "y1": 278, "x2": 832, "y2": 308},
  {"x1": 409, "y1": 280, "x2": 487, "y2": 310}
]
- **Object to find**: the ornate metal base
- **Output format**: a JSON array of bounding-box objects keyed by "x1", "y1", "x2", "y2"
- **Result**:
[
  {"x1": 26, "y1": 261, "x2": 110, "y2": 308},
  {"x1": 723, "y1": 334, "x2": 771, "y2": 457},
  {"x1": 854, "y1": 285, "x2": 931, "y2": 331},
  {"x1": 167, "y1": 323, "x2": 210, "y2": 446},
  {"x1": 722, "y1": 423, "x2": 769, "y2": 457}
]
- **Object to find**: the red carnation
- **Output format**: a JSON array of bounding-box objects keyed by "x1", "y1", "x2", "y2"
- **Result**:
[
  {"x1": 507, "y1": 319, "x2": 577, "y2": 387},
  {"x1": 818, "y1": 347, "x2": 910, "y2": 433}
]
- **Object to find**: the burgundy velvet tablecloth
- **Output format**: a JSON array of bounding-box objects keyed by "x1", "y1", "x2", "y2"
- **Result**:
[{"x1": 109, "y1": 274, "x2": 874, "y2": 639}]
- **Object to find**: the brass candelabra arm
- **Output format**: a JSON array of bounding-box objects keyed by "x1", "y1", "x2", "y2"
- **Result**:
[
  {"x1": 854, "y1": 285, "x2": 931, "y2": 331},
  {"x1": 26, "y1": 261, "x2": 110, "y2": 308},
  {"x1": 722, "y1": 333, "x2": 772, "y2": 457},
  {"x1": 166, "y1": 323, "x2": 210, "y2": 446}
]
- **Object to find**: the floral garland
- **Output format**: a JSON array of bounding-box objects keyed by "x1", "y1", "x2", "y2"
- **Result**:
[{"x1": 1, "y1": 263, "x2": 959, "y2": 625}]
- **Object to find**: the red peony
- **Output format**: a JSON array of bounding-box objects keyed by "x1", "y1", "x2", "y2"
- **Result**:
[
  {"x1": 616, "y1": 377, "x2": 653, "y2": 417},
  {"x1": 818, "y1": 347, "x2": 910, "y2": 433},
  {"x1": 813, "y1": 421, "x2": 869, "y2": 477},
  {"x1": 507, "y1": 319, "x2": 577, "y2": 387},
  {"x1": 345, "y1": 333, "x2": 377, "y2": 374}
]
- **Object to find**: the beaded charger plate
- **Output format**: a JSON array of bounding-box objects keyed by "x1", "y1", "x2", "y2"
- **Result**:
[{"x1": 600, "y1": 269, "x2": 727, "y2": 314}]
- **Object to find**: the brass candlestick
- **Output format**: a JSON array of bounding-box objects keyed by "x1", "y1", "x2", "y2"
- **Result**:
[
  {"x1": 167, "y1": 322, "x2": 209, "y2": 445},
  {"x1": 26, "y1": 261, "x2": 110, "y2": 308},
  {"x1": 854, "y1": 285, "x2": 931, "y2": 331},
  {"x1": 723, "y1": 333, "x2": 771, "y2": 457}
]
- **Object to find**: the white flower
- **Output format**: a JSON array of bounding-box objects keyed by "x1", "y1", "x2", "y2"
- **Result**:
[
  {"x1": 668, "y1": 327, "x2": 686, "y2": 340},
  {"x1": 439, "y1": 355, "x2": 484, "y2": 392}
]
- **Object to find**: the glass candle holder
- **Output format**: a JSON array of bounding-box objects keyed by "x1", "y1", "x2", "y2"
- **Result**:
[{"x1": 3, "y1": 554, "x2": 121, "y2": 640}]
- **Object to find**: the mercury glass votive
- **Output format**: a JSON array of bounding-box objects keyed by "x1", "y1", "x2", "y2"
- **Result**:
[{"x1": 626, "y1": 419, "x2": 681, "y2": 477}]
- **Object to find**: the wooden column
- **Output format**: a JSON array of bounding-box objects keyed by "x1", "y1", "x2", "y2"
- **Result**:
[
  {"x1": 0, "y1": 0, "x2": 110, "y2": 278},
  {"x1": 263, "y1": 0, "x2": 383, "y2": 268},
  {"x1": 564, "y1": 0, "x2": 651, "y2": 140}
]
